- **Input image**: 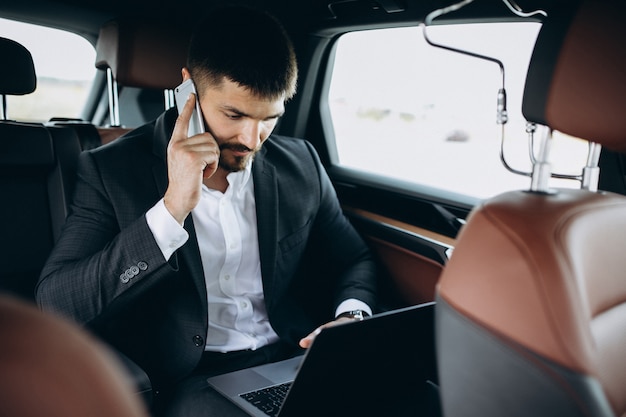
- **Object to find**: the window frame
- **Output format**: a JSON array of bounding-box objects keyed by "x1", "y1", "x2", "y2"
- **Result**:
[
  {"x1": 0, "y1": 17, "x2": 98, "y2": 123},
  {"x1": 316, "y1": 21, "x2": 559, "y2": 207}
]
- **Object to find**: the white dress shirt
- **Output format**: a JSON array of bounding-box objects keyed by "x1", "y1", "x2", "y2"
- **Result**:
[{"x1": 146, "y1": 161, "x2": 370, "y2": 352}]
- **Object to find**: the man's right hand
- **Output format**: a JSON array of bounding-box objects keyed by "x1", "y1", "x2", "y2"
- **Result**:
[{"x1": 163, "y1": 93, "x2": 219, "y2": 224}]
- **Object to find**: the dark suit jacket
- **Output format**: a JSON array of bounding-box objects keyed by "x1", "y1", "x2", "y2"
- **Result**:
[{"x1": 37, "y1": 108, "x2": 377, "y2": 387}]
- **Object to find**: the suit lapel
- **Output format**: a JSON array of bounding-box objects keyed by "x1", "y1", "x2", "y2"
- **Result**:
[
  {"x1": 252, "y1": 149, "x2": 279, "y2": 310},
  {"x1": 179, "y1": 219, "x2": 208, "y2": 309}
]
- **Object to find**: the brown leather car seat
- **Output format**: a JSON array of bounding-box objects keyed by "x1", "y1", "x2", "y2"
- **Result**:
[
  {"x1": 95, "y1": 18, "x2": 189, "y2": 91},
  {"x1": 0, "y1": 294, "x2": 148, "y2": 417},
  {"x1": 435, "y1": 1, "x2": 626, "y2": 416},
  {"x1": 48, "y1": 18, "x2": 190, "y2": 150},
  {"x1": 50, "y1": 18, "x2": 190, "y2": 149},
  {"x1": 94, "y1": 18, "x2": 190, "y2": 130}
]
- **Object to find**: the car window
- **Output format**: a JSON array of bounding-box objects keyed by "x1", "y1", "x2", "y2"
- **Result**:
[
  {"x1": 0, "y1": 18, "x2": 96, "y2": 123},
  {"x1": 323, "y1": 22, "x2": 589, "y2": 200}
]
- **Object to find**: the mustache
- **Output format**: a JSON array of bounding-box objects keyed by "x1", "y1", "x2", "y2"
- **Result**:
[{"x1": 219, "y1": 143, "x2": 255, "y2": 153}]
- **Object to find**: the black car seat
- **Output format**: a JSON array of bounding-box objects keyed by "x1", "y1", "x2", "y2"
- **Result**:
[
  {"x1": 435, "y1": 1, "x2": 626, "y2": 416},
  {"x1": 0, "y1": 37, "x2": 82, "y2": 301},
  {"x1": 0, "y1": 36, "x2": 155, "y2": 410}
]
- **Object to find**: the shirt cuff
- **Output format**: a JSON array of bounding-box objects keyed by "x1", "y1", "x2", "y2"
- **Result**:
[
  {"x1": 145, "y1": 199, "x2": 189, "y2": 261},
  {"x1": 335, "y1": 298, "x2": 372, "y2": 319}
]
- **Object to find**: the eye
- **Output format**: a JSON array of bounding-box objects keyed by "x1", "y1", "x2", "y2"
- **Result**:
[
  {"x1": 265, "y1": 115, "x2": 282, "y2": 123},
  {"x1": 225, "y1": 112, "x2": 242, "y2": 120}
]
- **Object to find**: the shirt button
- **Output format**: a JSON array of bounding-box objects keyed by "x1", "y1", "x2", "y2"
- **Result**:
[
  {"x1": 240, "y1": 301, "x2": 248, "y2": 309},
  {"x1": 192, "y1": 335, "x2": 204, "y2": 347},
  {"x1": 224, "y1": 275, "x2": 231, "y2": 281}
]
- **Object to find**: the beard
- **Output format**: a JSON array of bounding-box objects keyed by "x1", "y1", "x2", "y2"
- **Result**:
[{"x1": 218, "y1": 143, "x2": 259, "y2": 172}]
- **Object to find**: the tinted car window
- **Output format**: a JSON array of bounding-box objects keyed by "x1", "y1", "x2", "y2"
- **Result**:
[{"x1": 324, "y1": 22, "x2": 589, "y2": 200}]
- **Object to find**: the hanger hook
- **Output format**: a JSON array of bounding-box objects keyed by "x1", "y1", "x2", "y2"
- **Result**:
[
  {"x1": 421, "y1": 0, "x2": 567, "y2": 190},
  {"x1": 501, "y1": 0, "x2": 547, "y2": 18}
]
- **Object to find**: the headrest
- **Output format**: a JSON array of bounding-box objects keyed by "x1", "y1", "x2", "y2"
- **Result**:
[
  {"x1": 522, "y1": 0, "x2": 626, "y2": 152},
  {"x1": 0, "y1": 37, "x2": 36, "y2": 95},
  {"x1": 95, "y1": 19, "x2": 190, "y2": 90}
]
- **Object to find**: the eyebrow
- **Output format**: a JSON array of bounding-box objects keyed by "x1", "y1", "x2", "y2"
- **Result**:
[{"x1": 222, "y1": 105, "x2": 284, "y2": 121}]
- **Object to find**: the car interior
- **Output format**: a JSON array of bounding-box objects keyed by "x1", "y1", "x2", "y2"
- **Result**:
[
  {"x1": 0, "y1": 293, "x2": 149, "y2": 417},
  {"x1": 0, "y1": 0, "x2": 625, "y2": 415}
]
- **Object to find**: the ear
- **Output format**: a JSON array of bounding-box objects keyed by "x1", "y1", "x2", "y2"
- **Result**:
[{"x1": 181, "y1": 67, "x2": 191, "y2": 82}]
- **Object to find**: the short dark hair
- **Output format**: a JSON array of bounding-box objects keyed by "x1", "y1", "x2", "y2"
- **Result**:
[{"x1": 187, "y1": 5, "x2": 298, "y2": 101}]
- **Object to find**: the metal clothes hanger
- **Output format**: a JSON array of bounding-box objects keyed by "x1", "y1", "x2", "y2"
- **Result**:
[{"x1": 422, "y1": 0, "x2": 601, "y2": 192}]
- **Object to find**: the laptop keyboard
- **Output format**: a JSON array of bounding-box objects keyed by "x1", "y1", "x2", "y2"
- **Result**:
[{"x1": 239, "y1": 382, "x2": 293, "y2": 416}]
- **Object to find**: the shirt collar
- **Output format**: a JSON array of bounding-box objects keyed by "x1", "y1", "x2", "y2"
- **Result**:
[{"x1": 225, "y1": 157, "x2": 253, "y2": 197}]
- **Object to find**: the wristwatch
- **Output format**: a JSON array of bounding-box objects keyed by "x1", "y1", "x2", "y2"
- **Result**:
[{"x1": 336, "y1": 310, "x2": 369, "y2": 321}]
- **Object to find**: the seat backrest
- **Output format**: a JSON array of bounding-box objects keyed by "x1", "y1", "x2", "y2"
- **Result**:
[
  {"x1": 96, "y1": 18, "x2": 189, "y2": 127},
  {"x1": 0, "y1": 38, "x2": 82, "y2": 302},
  {"x1": 51, "y1": 18, "x2": 190, "y2": 150},
  {"x1": 0, "y1": 293, "x2": 148, "y2": 417},
  {"x1": 95, "y1": 18, "x2": 189, "y2": 91},
  {"x1": 0, "y1": 38, "x2": 155, "y2": 408},
  {"x1": 435, "y1": 2, "x2": 626, "y2": 417}
]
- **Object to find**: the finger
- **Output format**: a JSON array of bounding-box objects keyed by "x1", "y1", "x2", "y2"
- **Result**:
[
  {"x1": 298, "y1": 327, "x2": 321, "y2": 349},
  {"x1": 172, "y1": 93, "x2": 197, "y2": 141},
  {"x1": 202, "y1": 144, "x2": 220, "y2": 178}
]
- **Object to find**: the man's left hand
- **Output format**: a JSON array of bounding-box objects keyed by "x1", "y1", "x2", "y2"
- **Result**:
[{"x1": 298, "y1": 317, "x2": 355, "y2": 349}]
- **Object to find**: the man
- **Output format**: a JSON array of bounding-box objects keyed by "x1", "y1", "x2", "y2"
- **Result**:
[{"x1": 37, "y1": 5, "x2": 377, "y2": 416}]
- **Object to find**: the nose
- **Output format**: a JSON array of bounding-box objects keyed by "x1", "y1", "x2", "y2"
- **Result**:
[{"x1": 239, "y1": 120, "x2": 267, "y2": 149}]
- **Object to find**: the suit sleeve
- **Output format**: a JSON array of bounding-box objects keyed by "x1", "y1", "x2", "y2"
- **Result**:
[
  {"x1": 36, "y1": 150, "x2": 176, "y2": 325},
  {"x1": 304, "y1": 141, "x2": 378, "y2": 312}
]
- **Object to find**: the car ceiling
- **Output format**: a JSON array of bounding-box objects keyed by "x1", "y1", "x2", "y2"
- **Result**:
[{"x1": 2, "y1": 0, "x2": 568, "y2": 46}]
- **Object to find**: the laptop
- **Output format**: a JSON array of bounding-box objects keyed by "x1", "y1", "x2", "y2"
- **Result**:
[{"x1": 207, "y1": 302, "x2": 437, "y2": 417}]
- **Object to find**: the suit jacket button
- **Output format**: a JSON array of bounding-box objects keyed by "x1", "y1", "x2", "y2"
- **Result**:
[
  {"x1": 138, "y1": 261, "x2": 148, "y2": 270},
  {"x1": 120, "y1": 273, "x2": 130, "y2": 284},
  {"x1": 192, "y1": 335, "x2": 204, "y2": 347}
]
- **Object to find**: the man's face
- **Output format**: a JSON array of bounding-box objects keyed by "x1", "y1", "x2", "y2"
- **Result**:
[{"x1": 197, "y1": 78, "x2": 285, "y2": 172}]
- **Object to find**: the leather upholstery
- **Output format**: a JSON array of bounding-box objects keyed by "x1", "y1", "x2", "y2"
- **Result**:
[
  {"x1": 95, "y1": 19, "x2": 190, "y2": 90},
  {"x1": 438, "y1": 190, "x2": 626, "y2": 416},
  {"x1": 0, "y1": 37, "x2": 153, "y2": 407},
  {"x1": 523, "y1": 1, "x2": 626, "y2": 152},
  {"x1": 0, "y1": 127, "x2": 81, "y2": 299},
  {"x1": 437, "y1": 1, "x2": 626, "y2": 416},
  {"x1": 370, "y1": 236, "x2": 443, "y2": 306},
  {"x1": 0, "y1": 37, "x2": 36, "y2": 95},
  {"x1": 0, "y1": 38, "x2": 81, "y2": 299},
  {"x1": 0, "y1": 294, "x2": 148, "y2": 417},
  {"x1": 0, "y1": 122, "x2": 57, "y2": 300}
]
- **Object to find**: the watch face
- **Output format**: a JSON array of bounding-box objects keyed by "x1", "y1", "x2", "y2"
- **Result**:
[
  {"x1": 337, "y1": 310, "x2": 367, "y2": 321},
  {"x1": 349, "y1": 310, "x2": 365, "y2": 320}
]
